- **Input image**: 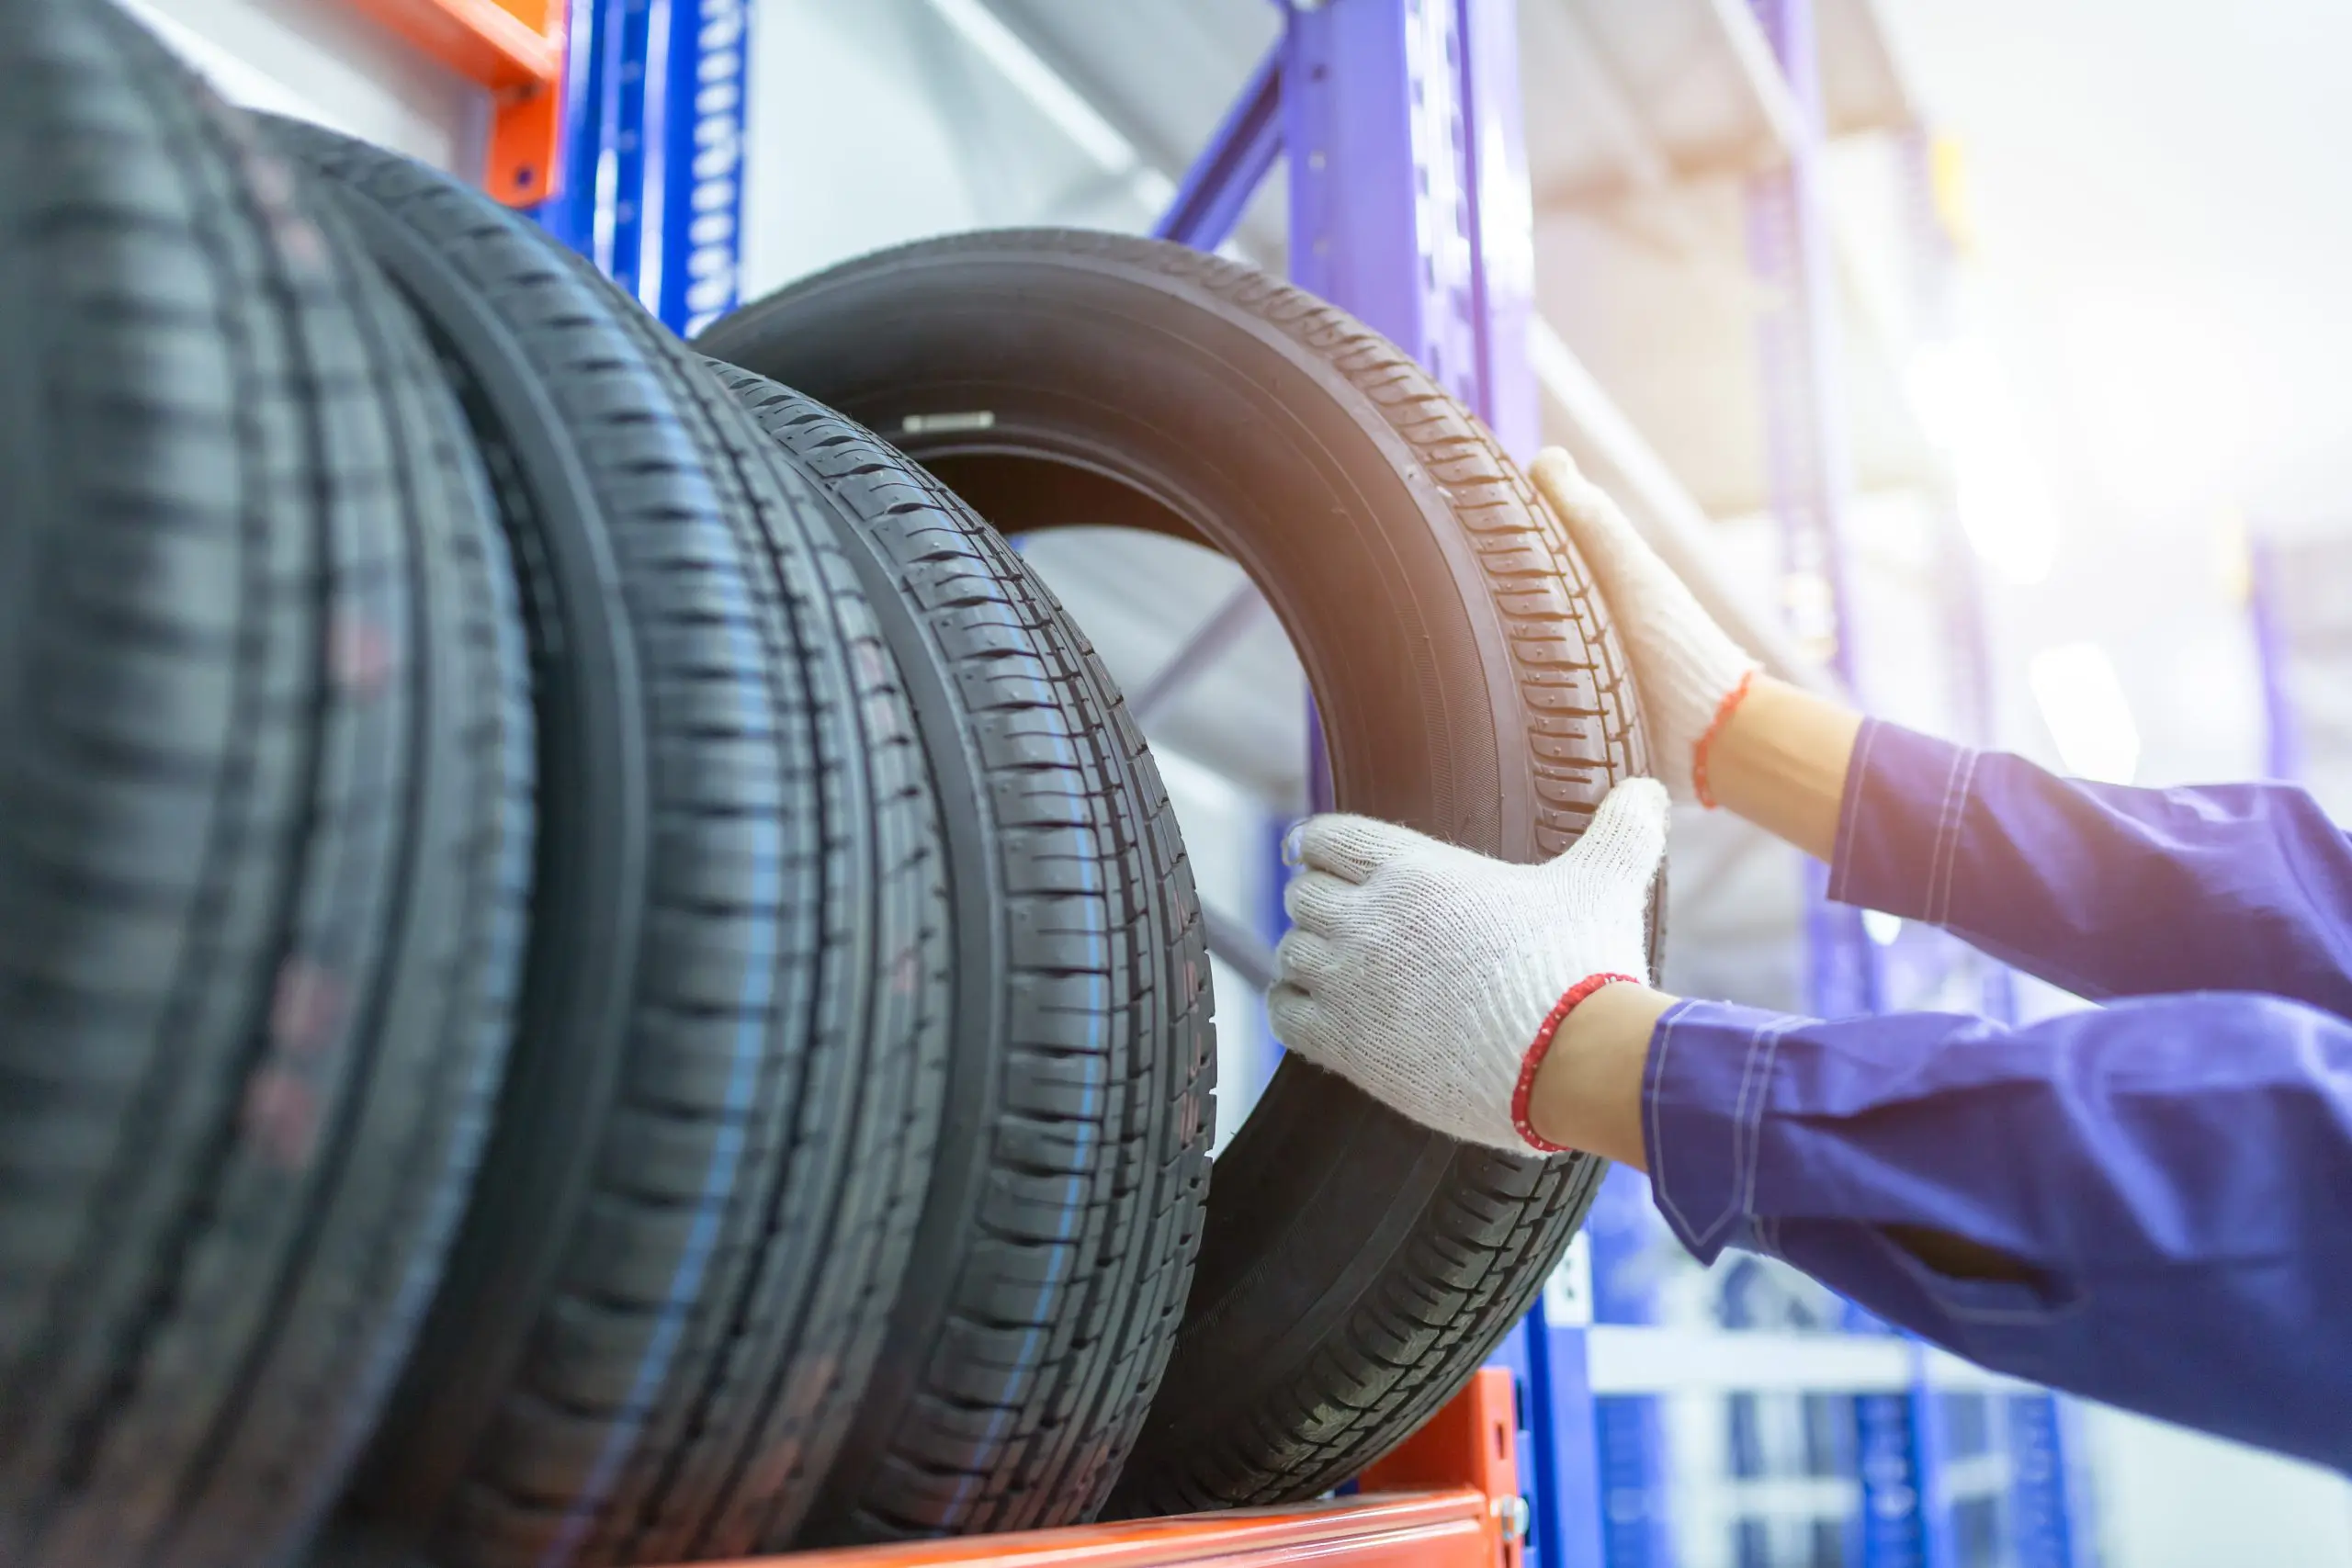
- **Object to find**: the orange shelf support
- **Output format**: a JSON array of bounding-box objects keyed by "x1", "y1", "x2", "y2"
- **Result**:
[
  {"x1": 339, "y1": 0, "x2": 567, "y2": 206},
  {"x1": 677, "y1": 1371, "x2": 1525, "y2": 1568}
]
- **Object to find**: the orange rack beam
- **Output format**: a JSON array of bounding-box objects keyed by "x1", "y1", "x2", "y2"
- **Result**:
[
  {"x1": 338, "y1": 0, "x2": 567, "y2": 206},
  {"x1": 674, "y1": 1371, "x2": 1526, "y2": 1568}
]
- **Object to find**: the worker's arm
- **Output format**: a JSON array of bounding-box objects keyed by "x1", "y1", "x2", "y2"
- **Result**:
[
  {"x1": 1270, "y1": 797, "x2": 2352, "y2": 1472},
  {"x1": 1274, "y1": 450, "x2": 2352, "y2": 1472},
  {"x1": 1533, "y1": 448, "x2": 2352, "y2": 1017},
  {"x1": 1821, "y1": 713, "x2": 2352, "y2": 1015},
  {"x1": 1624, "y1": 986, "x2": 2352, "y2": 1473}
]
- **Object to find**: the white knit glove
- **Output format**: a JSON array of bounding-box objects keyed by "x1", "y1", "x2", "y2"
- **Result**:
[
  {"x1": 1531, "y1": 447, "x2": 1759, "y2": 806},
  {"x1": 1267, "y1": 779, "x2": 1669, "y2": 1154}
]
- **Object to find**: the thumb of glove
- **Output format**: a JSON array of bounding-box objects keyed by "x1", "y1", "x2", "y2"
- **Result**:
[
  {"x1": 1548, "y1": 777, "x2": 1669, "y2": 942},
  {"x1": 1287, "y1": 812, "x2": 1429, "y2": 885}
]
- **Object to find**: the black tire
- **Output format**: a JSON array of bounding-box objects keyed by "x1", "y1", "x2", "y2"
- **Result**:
[
  {"x1": 266, "y1": 122, "x2": 949, "y2": 1568},
  {"x1": 708, "y1": 367, "x2": 1216, "y2": 1542},
  {"x1": 0, "y1": 7, "x2": 532, "y2": 1568},
  {"x1": 699, "y1": 230, "x2": 1653, "y2": 1512}
]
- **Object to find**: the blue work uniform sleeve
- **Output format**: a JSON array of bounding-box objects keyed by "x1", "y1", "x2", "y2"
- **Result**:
[
  {"x1": 1826, "y1": 718, "x2": 2352, "y2": 1017},
  {"x1": 1645, "y1": 993, "x2": 2352, "y2": 1472}
]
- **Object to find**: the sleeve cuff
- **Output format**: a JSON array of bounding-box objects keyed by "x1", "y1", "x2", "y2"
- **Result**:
[
  {"x1": 1641, "y1": 997, "x2": 1806, "y2": 1266},
  {"x1": 1825, "y1": 718, "x2": 1985, "y2": 926}
]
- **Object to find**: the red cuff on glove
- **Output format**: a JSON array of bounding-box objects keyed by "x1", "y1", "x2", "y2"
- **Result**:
[
  {"x1": 1510, "y1": 972, "x2": 1643, "y2": 1154},
  {"x1": 1690, "y1": 668, "x2": 1758, "y2": 810}
]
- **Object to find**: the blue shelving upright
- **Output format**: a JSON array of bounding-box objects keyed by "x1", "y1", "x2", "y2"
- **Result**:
[{"x1": 535, "y1": 0, "x2": 749, "y2": 335}]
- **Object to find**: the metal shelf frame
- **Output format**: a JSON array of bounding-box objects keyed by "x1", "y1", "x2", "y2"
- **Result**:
[
  {"x1": 533, "y1": 0, "x2": 751, "y2": 336},
  {"x1": 536, "y1": 0, "x2": 2097, "y2": 1563},
  {"x1": 340, "y1": 0, "x2": 570, "y2": 204},
  {"x1": 673, "y1": 1371, "x2": 1530, "y2": 1568}
]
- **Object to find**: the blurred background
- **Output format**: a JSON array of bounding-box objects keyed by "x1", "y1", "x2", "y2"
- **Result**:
[{"x1": 125, "y1": 0, "x2": 2352, "y2": 1561}]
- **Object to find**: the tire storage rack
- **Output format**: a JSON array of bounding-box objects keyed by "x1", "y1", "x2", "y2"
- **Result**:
[{"x1": 0, "y1": 11, "x2": 2094, "y2": 1568}]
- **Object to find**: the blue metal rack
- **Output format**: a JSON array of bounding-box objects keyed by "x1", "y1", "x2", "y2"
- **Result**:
[
  {"x1": 545, "y1": 1, "x2": 2092, "y2": 1562},
  {"x1": 537, "y1": 0, "x2": 749, "y2": 335},
  {"x1": 1746, "y1": 1, "x2": 1941, "y2": 1561}
]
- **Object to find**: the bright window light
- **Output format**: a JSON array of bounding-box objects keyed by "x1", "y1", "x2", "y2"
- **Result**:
[
  {"x1": 2064, "y1": 296, "x2": 2252, "y2": 514},
  {"x1": 2029, "y1": 641, "x2": 2141, "y2": 784},
  {"x1": 1906, "y1": 336, "x2": 2001, "y2": 451},
  {"x1": 1905, "y1": 337, "x2": 2058, "y2": 585},
  {"x1": 1861, "y1": 909, "x2": 1904, "y2": 947}
]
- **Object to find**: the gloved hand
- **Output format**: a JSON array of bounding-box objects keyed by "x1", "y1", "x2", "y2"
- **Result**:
[
  {"x1": 1531, "y1": 447, "x2": 1759, "y2": 806},
  {"x1": 1267, "y1": 778, "x2": 1668, "y2": 1154}
]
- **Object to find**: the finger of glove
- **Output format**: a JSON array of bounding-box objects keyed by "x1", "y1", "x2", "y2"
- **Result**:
[
  {"x1": 1587, "y1": 812, "x2": 1667, "y2": 979},
  {"x1": 1291, "y1": 813, "x2": 1427, "y2": 885},
  {"x1": 1274, "y1": 928, "x2": 1345, "y2": 992},
  {"x1": 1282, "y1": 869, "x2": 1360, "y2": 936},
  {"x1": 1267, "y1": 981, "x2": 1322, "y2": 1053}
]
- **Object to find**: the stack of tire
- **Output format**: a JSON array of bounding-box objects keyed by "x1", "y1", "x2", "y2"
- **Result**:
[{"x1": 0, "y1": 6, "x2": 1653, "y2": 1568}]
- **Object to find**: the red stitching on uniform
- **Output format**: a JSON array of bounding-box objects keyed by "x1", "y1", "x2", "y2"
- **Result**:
[
  {"x1": 1510, "y1": 972, "x2": 1642, "y2": 1153},
  {"x1": 1690, "y1": 667, "x2": 1758, "y2": 810}
]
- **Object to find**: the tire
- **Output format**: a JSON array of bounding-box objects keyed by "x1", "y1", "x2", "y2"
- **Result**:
[
  {"x1": 265, "y1": 125, "x2": 944, "y2": 1567},
  {"x1": 699, "y1": 230, "x2": 1653, "y2": 1511},
  {"x1": 708, "y1": 367, "x2": 1216, "y2": 1542},
  {"x1": 0, "y1": 7, "x2": 532, "y2": 1567}
]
